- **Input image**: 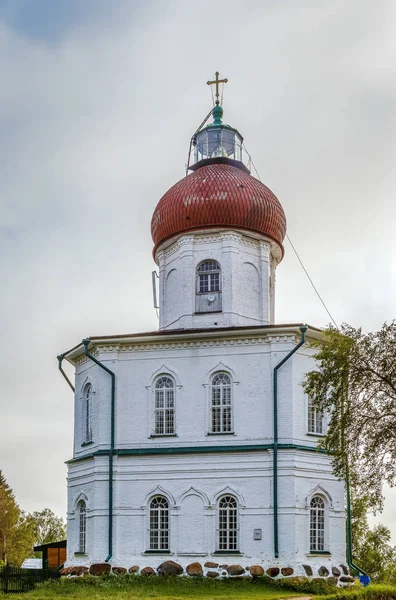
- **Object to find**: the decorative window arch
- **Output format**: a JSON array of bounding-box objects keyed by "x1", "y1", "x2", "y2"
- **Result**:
[
  {"x1": 82, "y1": 383, "x2": 93, "y2": 443},
  {"x1": 210, "y1": 372, "x2": 232, "y2": 433},
  {"x1": 78, "y1": 500, "x2": 87, "y2": 553},
  {"x1": 197, "y1": 260, "x2": 221, "y2": 293},
  {"x1": 196, "y1": 260, "x2": 222, "y2": 313},
  {"x1": 154, "y1": 376, "x2": 175, "y2": 435},
  {"x1": 217, "y1": 495, "x2": 238, "y2": 551},
  {"x1": 149, "y1": 496, "x2": 169, "y2": 551},
  {"x1": 307, "y1": 396, "x2": 324, "y2": 435},
  {"x1": 310, "y1": 495, "x2": 326, "y2": 551}
]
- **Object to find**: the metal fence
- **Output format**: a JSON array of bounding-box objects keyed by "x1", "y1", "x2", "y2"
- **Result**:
[{"x1": 0, "y1": 566, "x2": 60, "y2": 594}]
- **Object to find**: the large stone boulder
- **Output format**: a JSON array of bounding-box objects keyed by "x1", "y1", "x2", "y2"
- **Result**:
[
  {"x1": 70, "y1": 566, "x2": 89, "y2": 576},
  {"x1": 141, "y1": 567, "x2": 156, "y2": 576},
  {"x1": 340, "y1": 564, "x2": 350, "y2": 575},
  {"x1": 302, "y1": 564, "x2": 313, "y2": 576},
  {"x1": 332, "y1": 566, "x2": 341, "y2": 577},
  {"x1": 281, "y1": 567, "x2": 294, "y2": 576},
  {"x1": 318, "y1": 566, "x2": 329, "y2": 577},
  {"x1": 250, "y1": 565, "x2": 264, "y2": 577},
  {"x1": 206, "y1": 571, "x2": 219, "y2": 578},
  {"x1": 89, "y1": 563, "x2": 111, "y2": 576},
  {"x1": 266, "y1": 567, "x2": 280, "y2": 577},
  {"x1": 204, "y1": 561, "x2": 219, "y2": 568},
  {"x1": 112, "y1": 567, "x2": 127, "y2": 575},
  {"x1": 186, "y1": 562, "x2": 203, "y2": 577},
  {"x1": 339, "y1": 575, "x2": 355, "y2": 584},
  {"x1": 227, "y1": 565, "x2": 245, "y2": 576},
  {"x1": 59, "y1": 567, "x2": 73, "y2": 576},
  {"x1": 129, "y1": 565, "x2": 140, "y2": 573},
  {"x1": 157, "y1": 560, "x2": 183, "y2": 575}
]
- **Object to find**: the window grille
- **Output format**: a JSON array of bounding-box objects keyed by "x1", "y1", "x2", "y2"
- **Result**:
[
  {"x1": 155, "y1": 377, "x2": 175, "y2": 435},
  {"x1": 197, "y1": 260, "x2": 221, "y2": 293},
  {"x1": 308, "y1": 397, "x2": 324, "y2": 434},
  {"x1": 310, "y1": 495, "x2": 325, "y2": 551},
  {"x1": 84, "y1": 384, "x2": 93, "y2": 442},
  {"x1": 211, "y1": 373, "x2": 232, "y2": 433},
  {"x1": 218, "y1": 496, "x2": 238, "y2": 551},
  {"x1": 79, "y1": 501, "x2": 86, "y2": 553},
  {"x1": 149, "y1": 496, "x2": 169, "y2": 551}
]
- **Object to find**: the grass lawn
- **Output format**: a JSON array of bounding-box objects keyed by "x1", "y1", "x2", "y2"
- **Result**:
[{"x1": 23, "y1": 576, "x2": 309, "y2": 600}]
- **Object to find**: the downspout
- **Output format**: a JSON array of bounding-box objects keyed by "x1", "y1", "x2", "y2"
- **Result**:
[
  {"x1": 346, "y1": 472, "x2": 368, "y2": 577},
  {"x1": 82, "y1": 338, "x2": 115, "y2": 563},
  {"x1": 57, "y1": 355, "x2": 75, "y2": 392},
  {"x1": 273, "y1": 325, "x2": 307, "y2": 558}
]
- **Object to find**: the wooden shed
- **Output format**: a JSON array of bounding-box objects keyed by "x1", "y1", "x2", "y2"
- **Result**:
[{"x1": 34, "y1": 540, "x2": 67, "y2": 569}]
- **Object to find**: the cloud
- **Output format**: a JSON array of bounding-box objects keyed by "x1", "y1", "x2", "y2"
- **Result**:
[{"x1": 0, "y1": 0, "x2": 395, "y2": 541}]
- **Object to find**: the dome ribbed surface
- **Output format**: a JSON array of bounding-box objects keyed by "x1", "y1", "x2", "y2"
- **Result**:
[{"x1": 151, "y1": 163, "x2": 286, "y2": 255}]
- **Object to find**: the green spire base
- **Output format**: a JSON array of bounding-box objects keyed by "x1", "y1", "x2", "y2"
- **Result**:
[{"x1": 212, "y1": 104, "x2": 223, "y2": 126}]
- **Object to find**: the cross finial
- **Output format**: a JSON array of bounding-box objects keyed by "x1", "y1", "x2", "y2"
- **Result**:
[{"x1": 207, "y1": 71, "x2": 228, "y2": 105}]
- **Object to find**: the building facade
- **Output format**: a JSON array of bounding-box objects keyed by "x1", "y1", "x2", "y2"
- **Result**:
[{"x1": 61, "y1": 99, "x2": 346, "y2": 577}]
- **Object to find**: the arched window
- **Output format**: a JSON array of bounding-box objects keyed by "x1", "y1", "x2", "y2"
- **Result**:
[
  {"x1": 83, "y1": 384, "x2": 93, "y2": 443},
  {"x1": 310, "y1": 495, "x2": 325, "y2": 551},
  {"x1": 211, "y1": 373, "x2": 232, "y2": 433},
  {"x1": 308, "y1": 397, "x2": 324, "y2": 435},
  {"x1": 218, "y1": 495, "x2": 238, "y2": 551},
  {"x1": 196, "y1": 260, "x2": 222, "y2": 313},
  {"x1": 78, "y1": 500, "x2": 86, "y2": 553},
  {"x1": 149, "y1": 496, "x2": 169, "y2": 551},
  {"x1": 155, "y1": 376, "x2": 175, "y2": 435}
]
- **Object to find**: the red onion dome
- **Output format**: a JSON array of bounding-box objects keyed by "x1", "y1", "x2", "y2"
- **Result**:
[{"x1": 151, "y1": 163, "x2": 286, "y2": 257}]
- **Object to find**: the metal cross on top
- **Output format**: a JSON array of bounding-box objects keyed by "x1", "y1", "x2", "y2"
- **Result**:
[{"x1": 207, "y1": 71, "x2": 228, "y2": 105}]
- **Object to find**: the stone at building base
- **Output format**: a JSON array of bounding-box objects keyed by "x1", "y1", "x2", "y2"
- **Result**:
[
  {"x1": 157, "y1": 560, "x2": 183, "y2": 575},
  {"x1": 89, "y1": 563, "x2": 111, "y2": 576},
  {"x1": 227, "y1": 565, "x2": 245, "y2": 576},
  {"x1": 186, "y1": 562, "x2": 203, "y2": 577},
  {"x1": 129, "y1": 565, "x2": 140, "y2": 573},
  {"x1": 112, "y1": 567, "x2": 127, "y2": 574},
  {"x1": 141, "y1": 567, "x2": 155, "y2": 576},
  {"x1": 250, "y1": 565, "x2": 264, "y2": 577}
]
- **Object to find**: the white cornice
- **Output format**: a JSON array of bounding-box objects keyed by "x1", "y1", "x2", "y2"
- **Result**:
[{"x1": 64, "y1": 324, "x2": 322, "y2": 365}]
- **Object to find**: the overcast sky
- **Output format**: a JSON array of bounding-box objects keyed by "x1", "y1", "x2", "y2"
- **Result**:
[{"x1": 1, "y1": 0, "x2": 395, "y2": 541}]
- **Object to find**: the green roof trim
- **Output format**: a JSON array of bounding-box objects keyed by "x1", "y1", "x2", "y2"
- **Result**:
[{"x1": 66, "y1": 443, "x2": 327, "y2": 464}]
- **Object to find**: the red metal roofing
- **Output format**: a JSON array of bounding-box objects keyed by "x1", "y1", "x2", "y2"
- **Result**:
[{"x1": 151, "y1": 163, "x2": 286, "y2": 255}]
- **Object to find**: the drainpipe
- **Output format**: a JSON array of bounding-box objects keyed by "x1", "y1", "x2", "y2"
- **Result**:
[
  {"x1": 82, "y1": 339, "x2": 115, "y2": 563},
  {"x1": 273, "y1": 325, "x2": 307, "y2": 558},
  {"x1": 346, "y1": 473, "x2": 368, "y2": 577},
  {"x1": 57, "y1": 355, "x2": 75, "y2": 392}
]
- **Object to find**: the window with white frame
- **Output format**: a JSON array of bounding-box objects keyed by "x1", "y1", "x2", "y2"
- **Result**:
[
  {"x1": 196, "y1": 260, "x2": 222, "y2": 313},
  {"x1": 308, "y1": 397, "x2": 324, "y2": 434},
  {"x1": 218, "y1": 495, "x2": 238, "y2": 551},
  {"x1": 149, "y1": 496, "x2": 169, "y2": 551},
  {"x1": 78, "y1": 500, "x2": 86, "y2": 553},
  {"x1": 310, "y1": 495, "x2": 325, "y2": 552},
  {"x1": 211, "y1": 372, "x2": 232, "y2": 433},
  {"x1": 154, "y1": 376, "x2": 175, "y2": 435},
  {"x1": 83, "y1": 384, "x2": 93, "y2": 443},
  {"x1": 197, "y1": 260, "x2": 221, "y2": 293}
]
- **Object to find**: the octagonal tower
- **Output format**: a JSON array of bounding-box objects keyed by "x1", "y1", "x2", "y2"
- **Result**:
[{"x1": 151, "y1": 104, "x2": 286, "y2": 331}]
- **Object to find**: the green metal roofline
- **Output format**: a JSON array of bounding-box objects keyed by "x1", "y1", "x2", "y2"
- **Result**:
[{"x1": 66, "y1": 442, "x2": 327, "y2": 463}]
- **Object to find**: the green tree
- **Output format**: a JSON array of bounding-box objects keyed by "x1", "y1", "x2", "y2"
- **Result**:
[
  {"x1": 0, "y1": 471, "x2": 35, "y2": 566},
  {"x1": 30, "y1": 508, "x2": 66, "y2": 546},
  {"x1": 303, "y1": 322, "x2": 396, "y2": 511}
]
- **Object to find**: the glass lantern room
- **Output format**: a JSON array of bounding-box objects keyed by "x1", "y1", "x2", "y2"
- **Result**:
[
  {"x1": 189, "y1": 104, "x2": 248, "y2": 172},
  {"x1": 194, "y1": 125, "x2": 243, "y2": 162}
]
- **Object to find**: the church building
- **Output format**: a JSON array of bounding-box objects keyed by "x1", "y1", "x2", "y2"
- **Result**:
[{"x1": 59, "y1": 74, "x2": 347, "y2": 578}]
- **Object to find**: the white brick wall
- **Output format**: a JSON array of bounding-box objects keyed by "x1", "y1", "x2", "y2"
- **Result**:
[
  {"x1": 156, "y1": 230, "x2": 282, "y2": 330},
  {"x1": 66, "y1": 327, "x2": 346, "y2": 570}
]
